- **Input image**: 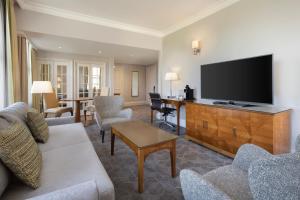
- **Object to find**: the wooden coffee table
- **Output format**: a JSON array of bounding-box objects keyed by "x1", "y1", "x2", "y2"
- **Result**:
[{"x1": 111, "y1": 120, "x2": 178, "y2": 193}]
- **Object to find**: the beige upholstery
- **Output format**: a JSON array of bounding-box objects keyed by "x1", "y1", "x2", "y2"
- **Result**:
[
  {"x1": 94, "y1": 96, "x2": 132, "y2": 143},
  {"x1": 44, "y1": 92, "x2": 73, "y2": 118},
  {"x1": 84, "y1": 87, "x2": 110, "y2": 122},
  {"x1": 0, "y1": 103, "x2": 115, "y2": 200}
]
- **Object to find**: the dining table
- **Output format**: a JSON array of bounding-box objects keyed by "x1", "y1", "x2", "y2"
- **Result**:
[{"x1": 60, "y1": 98, "x2": 94, "y2": 123}]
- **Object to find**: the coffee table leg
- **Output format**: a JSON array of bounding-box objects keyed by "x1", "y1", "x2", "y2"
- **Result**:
[
  {"x1": 137, "y1": 149, "x2": 144, "y2": 193},
  {"x1": 170, "y1": 141, "x2": 176, "y2": 177},
  {"x1": 111, "y1": 133, "x2": 115, "y2": 156}
]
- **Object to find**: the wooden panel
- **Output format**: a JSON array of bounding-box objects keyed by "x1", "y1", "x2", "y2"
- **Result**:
[
  {"x1": 250, "y1": 113, "x2": 273, "y2": 153},
  {"x1": 273, "y1": 111, "x2": 291, "y2": 154},
  {"x1": 197, "y1": 105, "x2": 218, "y2": 146},
  {"x1": 185, "y1": 102, "x2": 291, "y2": 157},
  {"x1": 217, "y1": 108, "x2": 251, "y2": 154}
]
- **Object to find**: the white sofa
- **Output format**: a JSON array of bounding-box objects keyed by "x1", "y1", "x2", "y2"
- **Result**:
[{"x1": 0, "y1": 102, "x2": 115, "y2": 200}]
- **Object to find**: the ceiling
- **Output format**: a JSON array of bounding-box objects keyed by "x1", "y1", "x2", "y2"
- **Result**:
[
  {"x1": 17, "y1": 0, "x2": 239, "y2": 36},
  {"x1": 26, "y1": 32, "x2": 159, "y2": 65}
]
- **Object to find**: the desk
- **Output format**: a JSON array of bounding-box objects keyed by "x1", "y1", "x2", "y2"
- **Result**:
[
  {"x1": 60, "y1": 98, "x2": 93, "y2": 123},
  {"x1": 151, "y1": 98, "x2": 185, "y2": 135}
]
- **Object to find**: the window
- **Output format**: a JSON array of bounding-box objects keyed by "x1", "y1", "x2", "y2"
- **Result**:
[
  {"x1": 56, "y1": 64, "x2": 67, "y2": 100},
  {"x1": 40, "y1": 64, "x2": 51, "y2": 81},
  {"x1": 77, "y1": 63, "x2": 105, "y2": 98}
]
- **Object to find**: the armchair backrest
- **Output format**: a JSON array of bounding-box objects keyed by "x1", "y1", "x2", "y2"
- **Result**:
[
  {"x1": 94, "y1": 96, "x2": 124, "y2": 118},
  {"x1": 44, "y1": 91, "x2": 59, "y2": 109}
]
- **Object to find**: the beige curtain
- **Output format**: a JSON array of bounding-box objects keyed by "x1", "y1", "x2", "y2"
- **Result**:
[
  {"x1": 17, "y1": 35, "x2": 28, "y2": 103},
  {"x1": 31, "y1": 48, "x2": 40, "y2": 111},
  {"x1": 5, "y1": 0, "x2": 18, "y2": 104}
]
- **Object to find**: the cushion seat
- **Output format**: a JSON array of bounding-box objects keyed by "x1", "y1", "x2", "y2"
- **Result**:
[
  {"x1": 203, "y1": 165, "x2": 253, "y2": 200},
  {"x1": 38, "y1": 123, "x2": 89, "y2": 152}
]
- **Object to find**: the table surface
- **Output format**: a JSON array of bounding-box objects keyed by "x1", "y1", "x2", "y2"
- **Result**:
[
  {"x1": 60, "y1": 98, "x2": 94, "y2": 101},
  {"x1": 111, "y1": 120, "x2": 178, "y2": 148}
]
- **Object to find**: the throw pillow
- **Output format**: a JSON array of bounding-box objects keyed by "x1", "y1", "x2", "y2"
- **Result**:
[
  {"x1": 27, "y1": 109, "x2": 49, "y2": 143},
  {"x1": 0, "y1": 122, "x2": 42, "y2": 189}
]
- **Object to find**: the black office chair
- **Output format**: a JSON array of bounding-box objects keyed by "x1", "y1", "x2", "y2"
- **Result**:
[{"x1": 149, "y1": 93, "x2": 176, "y2": 130}]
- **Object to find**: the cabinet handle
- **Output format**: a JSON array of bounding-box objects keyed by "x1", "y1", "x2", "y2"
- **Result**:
[{"x1": 232, "y1": 127, "x2": 237, "y2": 137}]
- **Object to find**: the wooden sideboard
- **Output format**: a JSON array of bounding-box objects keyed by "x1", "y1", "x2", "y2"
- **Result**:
[{"x1": 186, "y1": 102, "x2": 291, "y2": 158}]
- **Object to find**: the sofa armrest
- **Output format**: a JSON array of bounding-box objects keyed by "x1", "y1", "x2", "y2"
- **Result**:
[
  {"x1": 116, "y1": 108, "x2": 133, "y2": 119},
  {"x1": 26, "y1": 181, "x2": 99, "y2": 200},
  {"x1": 180, "y1": 169, "x2": 232, "y2": 200},
  {"x1": 232, "y1": 144, "x2": 272, "y2": 171},
  {"x1": 45, "y1": 116, "x2": 75, "y2": 126}
]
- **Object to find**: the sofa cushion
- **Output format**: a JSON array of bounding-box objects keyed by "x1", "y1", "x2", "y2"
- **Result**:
[
  {"x1": 0, "y1": 122, "x2": 42, "y2": 189},
  {"x1": 27, "y1": 109, "x2": 49, "y2": 143},
  {"x1": 203, "y1": 165, "x2": 253, "y2": 200},
  {"x1": 0, "y1": 102, "x2": 29, "y2": 123},
  {"x1": 0, "y1": 161, "x2": 10, "y2": 198},
  {"x1": 2, "y1": 142, "x2": 115, "y2": 200},
  {"x1": 38, "y1": 123, "x2": 90, "y2": 153},
  {"x1": 249, "y1": 153, "x2": 300, "y2": 200}
]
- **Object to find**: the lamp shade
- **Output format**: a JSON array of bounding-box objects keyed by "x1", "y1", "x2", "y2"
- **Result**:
[
  {"x1": 165, "y1": 72, "x2": 178, "y2": 81},
  {"x1": 192, "y1": 40, "x2": 200, "y2": 49},
  {"x1": 31, "y1": 81, "x2": 53, "y2": 94}
]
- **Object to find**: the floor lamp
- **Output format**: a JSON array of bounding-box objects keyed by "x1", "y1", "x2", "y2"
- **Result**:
[
  {"x1": 31, "y1": 81, "x2": 53, "y2": 113},
  {"x1": 165, "y1": 72, "x2": 178, "y2": 98}
]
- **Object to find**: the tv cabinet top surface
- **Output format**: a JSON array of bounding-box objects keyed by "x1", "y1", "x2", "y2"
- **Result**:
[{"x1": 189, "y1": 100, "x2": 291, "y2": 114}]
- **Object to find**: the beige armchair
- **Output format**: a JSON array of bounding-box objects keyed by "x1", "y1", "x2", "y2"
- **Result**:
[
  {"x1": 84, "y1": 87, "x2": 110, "y2": 122},
  {"x1": 94, "y1": 96, "x2": 132, "y2": 143},
  {"x1": 44, "y1": 92, "x2": 73, "y2": 118}
]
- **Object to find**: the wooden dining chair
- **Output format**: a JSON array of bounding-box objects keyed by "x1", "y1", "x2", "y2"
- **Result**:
[{"x1": 44, "y1": 91, "x2": 73, "y2": 118}]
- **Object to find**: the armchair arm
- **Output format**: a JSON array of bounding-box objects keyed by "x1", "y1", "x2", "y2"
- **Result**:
[
  {"x1": 180, "y1": 169, "x2": 232, "y2": 200},
  {"x1": 116, "y1": 108, "x2": 133, "y2": 119},
  {"x1": 45, "y1": 116, "x2": 75, "y2": 126},
  {"x1": 232, "y1": 144, "x2": 272, "y2": 171}
]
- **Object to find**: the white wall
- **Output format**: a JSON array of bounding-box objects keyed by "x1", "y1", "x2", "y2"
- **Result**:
[
  {"x1": 160, "y1": 0, "x2": 300, "y2": 151},
  {"x1": 146, "y1": 63, "x2": 158, "y2": 103},
  {"x1": 114, "y1": 63, "x2": 147, "y2": 105}
]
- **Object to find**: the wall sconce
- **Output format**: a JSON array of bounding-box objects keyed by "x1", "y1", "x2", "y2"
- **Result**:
[{"x1": 192, "y1": 40, "x2": 200, "y2": 55}]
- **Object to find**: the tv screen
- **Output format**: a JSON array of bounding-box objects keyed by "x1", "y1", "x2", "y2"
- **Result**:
[{"x1": 201, "y1": 55, "x2": 273, "y2": 104}]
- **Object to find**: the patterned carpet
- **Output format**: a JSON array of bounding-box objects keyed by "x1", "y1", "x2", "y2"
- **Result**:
[{"x1": 85, "y1": 105, "x2": 232, "y2": 200}]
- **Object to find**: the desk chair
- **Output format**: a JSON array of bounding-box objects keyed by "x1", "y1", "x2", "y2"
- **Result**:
[{"x1": 149, "y1": 93, "x2": 176, "y2": 130}]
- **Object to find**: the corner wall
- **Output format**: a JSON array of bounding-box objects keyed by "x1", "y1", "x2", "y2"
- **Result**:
[{"x1": 159, "y1": 0, "x2": 300, "y2": 151}]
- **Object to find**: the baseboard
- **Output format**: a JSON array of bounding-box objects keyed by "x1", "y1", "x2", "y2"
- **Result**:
[{"x1": 124, "y1": 101, "x2": 148, "y2": 106}]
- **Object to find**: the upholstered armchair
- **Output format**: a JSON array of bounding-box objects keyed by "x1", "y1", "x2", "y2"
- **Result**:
[
  {"x1": 94, "y1": 96, "x2": 132, "y2": 143},
  {"x1": 180, "y1": 136, "x2": 300, "y2": 200}
]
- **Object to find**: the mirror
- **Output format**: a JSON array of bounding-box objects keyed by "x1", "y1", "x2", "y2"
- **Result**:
[{"x1": 131, "y1": 71, "x2": 139, "y2": 97}]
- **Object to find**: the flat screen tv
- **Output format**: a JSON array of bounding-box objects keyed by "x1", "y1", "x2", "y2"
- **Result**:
[{"x1": 201, "y1": 55, "x2": 273, "y2": 104}]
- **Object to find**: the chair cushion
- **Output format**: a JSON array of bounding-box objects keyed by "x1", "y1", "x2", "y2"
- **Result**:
[
  {"x1": 27, "y1": 109, "x2": 49, "y2": 143},
  {"x1": 203, "y1": 165, "x2": 253, "y2": 200},
  {"x1": 0, "y1": 122, "x2": 42, "y2": 189},
  {"x1": 249, "y1": 153, "x2": 300, "y2": 200}
]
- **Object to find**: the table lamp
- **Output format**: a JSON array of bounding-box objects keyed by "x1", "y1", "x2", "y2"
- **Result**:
[
  {"x1": 165, "y1": 72, "x2": 178, "y2": 98},
  {"x1": 31, "y1": 81, "x2": 53, "y2": 112}
]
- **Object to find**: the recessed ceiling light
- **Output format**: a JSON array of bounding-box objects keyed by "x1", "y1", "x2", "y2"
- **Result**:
[
  {"x1": 130, "y1": 54, "x2": 134, "y2": 57},
  {"x1": 58, "y1": 46, "x2": 62, "y2": 49},
  {"x1": 98, "y1": 50, "x2": 102, "y2": 54}
]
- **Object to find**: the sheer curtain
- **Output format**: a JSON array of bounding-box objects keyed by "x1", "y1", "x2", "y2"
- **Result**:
[{"x1": 0, "y1": 0, "x2": 5, "y2": 108}]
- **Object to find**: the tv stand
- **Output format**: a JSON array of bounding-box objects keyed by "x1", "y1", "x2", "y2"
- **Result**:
[{"x1": 213, "y1": 101, "x2": 256, "y2": 107}]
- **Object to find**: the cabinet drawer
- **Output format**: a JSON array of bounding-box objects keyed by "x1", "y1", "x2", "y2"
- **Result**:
[{"x1": 217, "y1": 109, "x2": 251, "y2": 154}]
